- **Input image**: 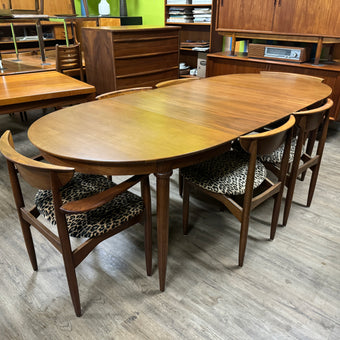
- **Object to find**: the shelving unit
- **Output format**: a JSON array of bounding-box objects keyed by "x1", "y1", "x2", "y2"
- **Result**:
[
  {"x1": 0, "y1": 21, "x2": 73, "y2": 54},
  {"x1": 164, "y1": 1, "x2": 222, "y2": 76}
]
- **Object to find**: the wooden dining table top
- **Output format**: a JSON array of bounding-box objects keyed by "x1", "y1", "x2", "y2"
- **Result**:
[
  {"x1": 0, "y1": 71, "x2": 95, "y2": 115},
  {"x1": 28, "y1": 72, "x2": 332, "y2": 292},
  {"x1": 28, "y1": 73, "x2": 331, "y2": 174},
  {"x1": 0, "y1": 71, "x2": 94, "y2": 104}
]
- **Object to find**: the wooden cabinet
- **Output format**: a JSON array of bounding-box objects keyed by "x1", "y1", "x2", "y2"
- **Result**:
[
  {"x1": 217, "y1": 0, "x2": 275, "y2": 32},
  {"x1": 206, "y1": 53, "x2": 340, "y2": 121},
  {"x1": 82, "y1": 26, "x2": 180, "y2": 94},
  {"x1": 272, "y1": 0, "x2": 340, "y2": 36},
  {"x1": 216, "y1": 0, "x2": 340, "y2": 38},
  {"x1": 164, "y1": 1, "x2": 222, "y2": 73}
]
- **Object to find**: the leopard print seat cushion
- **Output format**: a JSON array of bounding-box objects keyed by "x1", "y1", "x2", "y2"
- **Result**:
[
  {"x1": 35, "y1": 173, "x2": 144, "y2": 238},
  {"x1": 181, "y1": 151, "x2": 267, "y2": 196},
  {"x1": 260, "y1": 137, "x2": 297, "y2": 164}
]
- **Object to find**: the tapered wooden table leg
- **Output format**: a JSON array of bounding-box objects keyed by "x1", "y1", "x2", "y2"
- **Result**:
[{"x1": 155, "y1": 170, "x2": 172, "y2": 291}]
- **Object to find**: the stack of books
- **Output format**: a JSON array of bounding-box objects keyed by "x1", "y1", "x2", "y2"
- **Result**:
[
  {"x1": 167, "y1": 7, "x2": 193, "y2": 23},
  {"x1": 193, "y1": 7, "x2": 211, "y2": 23},
  {"x1": 181, "y1": 40, "x2": 210, "y2": 51},
  {"x1": 192, "y1": 0, "x2": 212, "y2": 4}
]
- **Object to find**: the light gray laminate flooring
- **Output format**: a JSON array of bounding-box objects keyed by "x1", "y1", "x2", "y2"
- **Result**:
[{"x1": 0, "y1": 111, "x2": 339, "y2": 340}]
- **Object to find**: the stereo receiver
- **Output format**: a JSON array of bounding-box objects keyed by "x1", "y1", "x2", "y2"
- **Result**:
[{"x1": 248, "y1": 44, "x2": 310, "y2": 63}]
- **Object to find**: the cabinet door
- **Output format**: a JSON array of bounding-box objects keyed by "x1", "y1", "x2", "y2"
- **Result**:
[
  {"x1": 206, "y1": 56, "x2": 268, "y2": 77},
  {"x1": 217, "y1": 0, "x2": 276, "y2": 31},
  {"x1": 44, "y1": 0, "x2": 74, "y2": 15},
  {"x1": 273, "y1": 0, "x2": 340, "y2": 37}
]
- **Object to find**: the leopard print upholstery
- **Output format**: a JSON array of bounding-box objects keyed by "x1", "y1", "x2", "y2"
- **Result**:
[
  {"x1": 180, "y1": 151, "x2": 267, "y2": 196},
  {"x1": 260, "y1": 137, "x2": 297, "y2": 164},
  {"x1": 35, "y1": 173, "x2": 144, "y2": 238}
]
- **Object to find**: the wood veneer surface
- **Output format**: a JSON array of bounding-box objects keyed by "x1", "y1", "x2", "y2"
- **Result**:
[{"x1": 28, "y1": 73, "x2": 331, "y2": 171}]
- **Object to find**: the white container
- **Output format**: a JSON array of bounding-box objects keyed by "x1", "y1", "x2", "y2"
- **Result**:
[
  {"x1": 98, "y1": 0, "x2": 110, "y2": 16},
  {"x1": 197, "y1": 52, "x2": 207, "y2": 78}
]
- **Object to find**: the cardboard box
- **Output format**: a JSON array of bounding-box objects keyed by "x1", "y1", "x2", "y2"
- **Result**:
[{"x1": 197, "y1": 52, "x2": 207, "y2": 78}]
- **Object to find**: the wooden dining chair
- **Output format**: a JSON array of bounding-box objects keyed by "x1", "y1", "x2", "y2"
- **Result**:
[
  {"x1": 0, "y1": 130, "x2": 152, "y2": 317},
  {"x1": 56, "y1": 43, "x2": 84, "y2": 81},
  {"x1": 155, "y1": 77, "x2": 199, "y2": 88},
  {"x1": 95, "y1": 87, "x2": 153, "y2": 100},
  {"x1": 260, "y1": 71, "x2": 324, "y2": 83},
  {"x1": 181, "y1": 115, "x2": 296, "y2": 267},
  {"x1": 260, "y1": 98, "x2": 333, "y2": 226}
]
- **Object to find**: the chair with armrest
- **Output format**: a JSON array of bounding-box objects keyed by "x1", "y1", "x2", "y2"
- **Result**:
[
  {"x1": 95, "y1": 87, "x2": 153, "y2": 100},
  {"x1": 181, "y1": 115, "x2": 295, "y2": 267},
  {"x1": 0, "y1": 130, "x2": 152, "y2": 317},
  {"x1": 155, "y1": 77, "x2": 199, "y2": 88},
  {"x1": 56, "y1": 43, "x2": 84, "y2": 81},
  {"x1": 260, "y1": 98, "x2": 333, "y2": 226}
]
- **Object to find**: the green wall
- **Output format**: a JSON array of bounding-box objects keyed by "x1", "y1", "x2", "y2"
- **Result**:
[{"x1": 74, "y1": 0, "x2": 164, "y2": 25}]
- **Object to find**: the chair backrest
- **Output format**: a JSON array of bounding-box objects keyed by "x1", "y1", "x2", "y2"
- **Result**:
[
  {"x1": 55, "y1": 43, "x2": 84, "y2": 81},
  {"x1": 240, "y1": 115, "x2": 296, "y2": 156},
  {"x1": 155, "y1": 77, "x2": 199, "y2": 88},
  {"x1": 95, "y1": 87, "x2": 153, "y2": 100},
  {"x1": 294, "y1": 98, "x2": 333, "y2": 133},
  {"x1": 260, "y1": 71, "x2": 324, "y2": 83},
  {"x1": 0, "y1": 130, "x2": 74, "y2": 191}
]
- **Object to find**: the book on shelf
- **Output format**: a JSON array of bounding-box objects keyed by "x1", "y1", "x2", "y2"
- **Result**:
[
  {"x1": 222, "y1": 37, "x2": 249, "y2": 53},
  {"x1": 192, "y1": 0, "x2": 212, "y2": 4},
  {"x1": 193, "y1": 7, "x2": 211, "y2": 22},
  {"x1": 168, "y1": 7, "x2": 193, "y2": 23},
  {"x1": 167, "y1": 0, "x2": 192, "y2": 4}
]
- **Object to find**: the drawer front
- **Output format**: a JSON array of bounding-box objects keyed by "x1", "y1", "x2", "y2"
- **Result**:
[
  {"x1": 116, "y1": 69, "x2": 179, "y2": 89},
  {"x1": 115, "y1": 52, "x2": 179, "y2": 76},
  {"x1": 113, "y1": 37, "x2": 179, "y2": 58}
]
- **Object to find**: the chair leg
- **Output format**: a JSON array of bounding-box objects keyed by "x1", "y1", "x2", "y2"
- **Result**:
[
  {"x1": 62, "y1": 257, "x2": 81, "y2": 317},
  {"x1": 20, "y1": 219, "x2": 38, "y2": 271},
  {"x1": 270, "y1": 190, "x2": 283, "y2": 240},
  {"x1": 141, "y1": 176, "x2": 152, "y2": 276},
  {"x1": 307, "y1": 163, "x2": 321, "y2": 207},
  {"x1": 282, "y1": 174, "x2": 298, "y2": 227},
  {"x1": 238, "y1": 216, "x2": 250, "y2": 267},
  {"x1": 182, "y1": 179, "x2": 190, "y2": 235},
  {"x1": 178, "y1": 172, "x2": 183, "y2": 197}
]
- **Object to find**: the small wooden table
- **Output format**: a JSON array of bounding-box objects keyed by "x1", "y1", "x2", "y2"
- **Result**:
[
  {"x1": 28, "y1": 73, "x2": 332, "y2": 291},
  {"x1": 0, "y1": 71, "x2": 95, "y2": 115}
]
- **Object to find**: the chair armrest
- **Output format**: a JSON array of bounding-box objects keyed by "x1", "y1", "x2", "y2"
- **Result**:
[{"x1": 60, "y1": 174, "x2": 145, "y2": 214}]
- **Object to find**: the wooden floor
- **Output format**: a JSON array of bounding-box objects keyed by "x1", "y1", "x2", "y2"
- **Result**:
[{"x1": 0, "y1": 111, "x2": 339, "y2": 339}]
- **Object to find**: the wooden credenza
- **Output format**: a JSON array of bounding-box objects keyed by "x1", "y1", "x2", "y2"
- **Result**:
[{"x1": 82, "y1": 25, "x2": 181, "y2": 94}]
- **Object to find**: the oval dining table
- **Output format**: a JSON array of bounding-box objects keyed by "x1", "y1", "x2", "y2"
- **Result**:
[{"x1": 28, "y1": 73, "x2": 332, "y2": 291}]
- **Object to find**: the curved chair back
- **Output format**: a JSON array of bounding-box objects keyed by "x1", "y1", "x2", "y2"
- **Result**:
[
  {"x1": 155, "y1": 77, "x2": 199, "y2": 88},
  {"x1": 240, "y1": 115, "x2": 296, "y2": 156},
  {"x1": 294, "y1": 98, "x2": 333, "y2": 133},
  {"x1": 260, "y1": 71, "x2": 324, "y2": 82},
  {"x1": 95, "y1": 87, "x2": 153, "y2": 100},
  {"x1": 0, "y1": 130, "x2": 74, "y2": 190}
]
